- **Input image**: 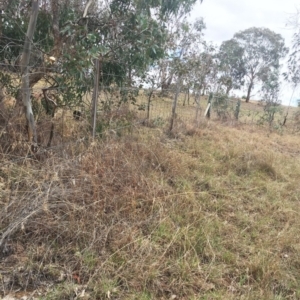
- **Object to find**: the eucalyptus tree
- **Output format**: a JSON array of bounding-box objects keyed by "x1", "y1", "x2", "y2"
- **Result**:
[
  {"x1": 282, "y1": 11, "x2": 300, "y2": 123},
  {"x1": 222, "y1": 27, "x2": 288, "y2": 102},
  {"x1": 1, "y1": 0, "x2": 202, "y2": 98},
  {"x1": 159, "y1": 17, "x2": 207, "y2": 131},
  {"x1": 0, "y1": 0, "x2": 202, "y2": 145},
  {"x1": 20, "y1": 0, "x2": 39, "y2": 148},
  {"x1": 260, "y1": 70, "x2": 281, "y2": 104},
  {"x1": 218, "y1": 39, "x2": 245, "y2": 95},
  {"x1": 158, "y1": 15, "x2": 206, "y2": 95},
  {"x1": 284, "y1": 11, "x2": 300, "y2": 90},
  {"x1": 182, "y1": 42, "x2": 217, "y2": 103},
  {"x1": 141, "y1": 18, "x2": 206, "y2": 121},
  {"x1": 259, "y1": 70, "x2": 282, "y2": 126},
  {"x1": 185, "y1": 44, "x2": 218, "y2": 122}
]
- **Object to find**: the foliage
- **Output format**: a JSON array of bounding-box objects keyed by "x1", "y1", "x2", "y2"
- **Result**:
[
  {"x1": 218, "y1": 39, "x2": 246, "y2": 94},
  {"x1": 222, "y1": 27, "x2": 288, "y2": 102},
  {"x1": 259, "y1": 70, "x2": 283, "y2": 127},
  {"x1": 0, "y1": 0, "x2": 200, "y2": 111},
  {"x1": 284, "y1": 12, "x2": 300, "y2": 88},
  {"x1": 185, "y1": 41, "x2": 217, "y2": 98},
  {"x1": 213, "y1": 93, "x2": 231, "y2": 120},
  {"x1": 157, "y1": 17, "x2": 207, "y2": 96},
  {"x1": 260, "y1": 70, "x2": 281, "y2": 104}
]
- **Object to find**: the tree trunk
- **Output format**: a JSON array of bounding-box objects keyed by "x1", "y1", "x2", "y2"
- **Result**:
[
  {"x1": 169, "y1": 77, "x2": 181, "y2": 132},
  {"x1": 146, "y1": 90, "x2": 153, "y2": 121},
  {"x1": 183, "y1": 86, "x2": 190, "y2": 106},
  {"x1": 166, "y1": 74, "x2": 173, "y2": 88},
  {"x1": 20, "y1": 0, "x2": 39, "y2": 150},
  {"x1": 160, "y1": 61, "x2": 167, "y2": 92},
  {"x1": 246, "y1": 80, "x2": 253, "y2": 103},
  {"x1": 194, "y1": 93, "x2": 201, "y2": 125},
  {"x1": 0, "y1": 8, "x2": 2, "y2": 38},
  {"x1": 160, "y1": 61, "x2": 173, "y2": 96},
  {"x1": 234, "y1": 99, "x2": 241, "y2": 120},
  {"x1": 128, "y1": 65, "x2": 132, "y2": 87},
  {"x1": 225, "y1": 84, "x2": 232, "y2": 96},
  {"x1": 41, "y1": 88, "x2": 58, "y2": 147},
  {"x1": 183, "y1": 86, "x2": 189, "y2": 106},
  {"x1": 202, "y1": 82, "x2": 207, "y2": 96},
  {"x1": 183, "y1": 91, "x2": 186, "y2": 106}
]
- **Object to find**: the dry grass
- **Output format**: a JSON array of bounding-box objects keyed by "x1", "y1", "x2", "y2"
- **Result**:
[{"x1": 1, "y1": 103, "x2": 300, "y2": 299}]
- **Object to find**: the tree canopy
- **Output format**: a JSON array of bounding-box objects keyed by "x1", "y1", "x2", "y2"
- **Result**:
[
  {"x1": 0, "y1": 0, "x2": 200, "y2": 107},
  {"x1": 221, "y1": 27, "x2": 288, "y2": 102},
  {"x1": 1, "y1": 0, "x2": 298, "y2": 148}
]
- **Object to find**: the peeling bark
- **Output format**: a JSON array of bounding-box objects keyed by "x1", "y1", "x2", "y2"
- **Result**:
[{"x1": 20, "y1": 0, "x2": 39, "y2": 149}]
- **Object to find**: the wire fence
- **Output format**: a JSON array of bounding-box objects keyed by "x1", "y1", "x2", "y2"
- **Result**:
[
  {"x1": 0, "y1": 87, "x2": 300, "y2": 175},
  {"x1": 135, "y1": 89, "x2": 300, "y2": 131},
  {"x1": 2, "y1": 85, "x2": 300, "y2": 125},
  {"x1": 1, "y1": 78, "x2": 300, "y2": 160}
]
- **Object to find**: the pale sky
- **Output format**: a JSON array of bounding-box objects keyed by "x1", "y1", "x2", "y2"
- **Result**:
[{"x1": 190, "y1": 0, "x2": 300, "y2": 105}]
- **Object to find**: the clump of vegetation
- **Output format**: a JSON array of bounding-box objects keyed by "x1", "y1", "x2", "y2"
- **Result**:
[
  {"x1": 2, "y1": 0, "x2": 300, "y2": 299},
  {"x1": 213, "y1": 93, "x2": 231, "y2": 120},
  {"x1": 1, "y1": 120, "x2": 300, "y2": 299}
]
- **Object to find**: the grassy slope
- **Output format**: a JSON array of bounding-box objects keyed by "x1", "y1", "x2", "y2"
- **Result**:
[{"x1": 1, "y1": 120, "x2": 300, "y2": 299}]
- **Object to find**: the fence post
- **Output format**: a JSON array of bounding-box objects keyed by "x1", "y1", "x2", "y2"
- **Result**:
[
  {"x1": 204, "y1": 92, "x2": 213, "y2": 119},
  {"x1": 91, "y1": 58, "x2": 100, "y2": 139},
  {"x1": 146, "y1": 89, "x2": 154, "y2": 122},
  {"x1": 235, "y1": 99, "x2": 241, "y2": 120},
  {"x1": 169, "y1": 77, "x2": 181, "y2": 132}
]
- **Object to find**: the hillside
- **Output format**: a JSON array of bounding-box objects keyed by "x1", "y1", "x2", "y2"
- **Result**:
[{"x1": 1, "y1": 119, "x2": 300, "y2": 299}]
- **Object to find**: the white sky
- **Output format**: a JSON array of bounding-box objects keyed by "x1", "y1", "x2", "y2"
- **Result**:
[{"x1": 190, "y1": 0, "x2": 300, "y2": 105}]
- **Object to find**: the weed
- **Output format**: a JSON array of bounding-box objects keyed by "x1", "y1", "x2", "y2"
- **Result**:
[{"x1": 1, "y1": 112, "x2": 300, "y2": 299}]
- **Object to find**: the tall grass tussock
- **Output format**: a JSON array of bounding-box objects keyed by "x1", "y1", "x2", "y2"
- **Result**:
[{"x1": 1, "y1": 111, "x2": 300, "y2": 299}]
